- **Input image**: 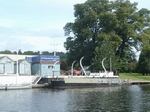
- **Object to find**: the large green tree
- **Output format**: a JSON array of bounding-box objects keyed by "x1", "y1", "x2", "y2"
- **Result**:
[
  {"x1": 138, "y1": 46, "x2": 150, "y2": 75},
  {"x1": 64, "y1": 0, "x2": 150, "y2": 71},
  {"x1": 137, "y1": 28, "x2": 150, "y2": 75}
]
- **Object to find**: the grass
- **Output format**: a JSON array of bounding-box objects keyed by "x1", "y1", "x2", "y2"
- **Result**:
[{"x1": 119, "y1": 73, "x2": 150, "y2": 81}]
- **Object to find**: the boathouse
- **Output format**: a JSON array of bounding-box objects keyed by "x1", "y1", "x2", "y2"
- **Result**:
[
  {"x1": 0, "y1": 56, "x2": 15, "y2": 74},
  {"x1": 26, "y1": 56, "x2": 60, "y2": 77},
  {"x1": 18, "y1": 59, "x2": 31, "y2": 75}
]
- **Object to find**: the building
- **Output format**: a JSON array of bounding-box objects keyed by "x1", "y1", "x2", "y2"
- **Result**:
[
  {"x1": 18, "y1": 59, "x2": 31, "y2": 75},
  {"x1": 26, "y1": 56, "x2": 60, "y2": 77},
  {"x1": 0, "y1": 56, "x2": 15, "y2": 74},
  {"x1": 0, "y1": 54, "x2": 61, "y2": 77}
]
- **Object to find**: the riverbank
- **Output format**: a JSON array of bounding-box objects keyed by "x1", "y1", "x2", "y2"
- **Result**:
[
  {"x1": 119, "y1": 73, "x2": 150, "y2": 85},
  {"x1": 32, "y1": 73, "x2": 150, "y2": 88},
  {"x1": 119, "y1": 73, "x2": 150, "y2": 82}
]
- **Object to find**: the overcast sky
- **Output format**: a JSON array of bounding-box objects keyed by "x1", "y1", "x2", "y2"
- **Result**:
[{"x1": 0, "y1": 0, "x2": 149, "y2": 53}]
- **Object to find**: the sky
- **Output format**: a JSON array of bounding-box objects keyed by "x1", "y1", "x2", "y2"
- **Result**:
[{"x1": 0, "y1": 0, "x2": 149, "y2": 53}]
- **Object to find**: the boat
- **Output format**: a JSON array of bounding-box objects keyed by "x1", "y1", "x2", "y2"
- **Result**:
[
  {"x1": 0, "y1": 50, "x2": 33, "y2": 90},
  {"x1": 50, "y1": 57, "x2": 131, "y2": 88},
  {"x1": 0, "y1": 83, "x2": 32, "y2": 90},
  {"x1": 0, "y1": 75, "x2": 33, "y2": 90}
]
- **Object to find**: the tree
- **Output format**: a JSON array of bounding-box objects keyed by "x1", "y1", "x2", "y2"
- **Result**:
[
  {"x1": 23, "y1": 51, "x2": 36, "y2": 55},
  {"x1": 138, "y1": 47, "x2": 150, "y2": 75},
  {"x1": 137, "y1": 28, "x2": 150, "y2": 75},
  {"x1": 0, "y1": 50, "x2": 12, "y2": 54},
  {"x1": 92, "y1": 41, "x2": 115, "y2": 71},
  {"x1": 64, "y1": 0, "x2": 150, "y2": 72},
  {"x1": 60, "y1": 59, "x2": 69, "y2": 71}
]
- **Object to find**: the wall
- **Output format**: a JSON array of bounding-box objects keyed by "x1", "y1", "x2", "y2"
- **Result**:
[
  {"x1": 40, "y1": 64, "x2": 60, "y2": 77},
  {"x1": 19, "y1": 60, "x2": 31, "y2": 75},
  {"x1": 0, "y1": 63, "x2": 4, "y2": 73},
  {"x1": 31, "y1": 63, "x2": 41, "y2": 75},
  {"x1": 0, "y1": 76, "x2": 34, "y2": 84}
]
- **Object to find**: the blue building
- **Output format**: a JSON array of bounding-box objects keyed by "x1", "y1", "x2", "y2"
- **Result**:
[{"x1": 26, "y1": 56, "x2": 60, "y2": 77}]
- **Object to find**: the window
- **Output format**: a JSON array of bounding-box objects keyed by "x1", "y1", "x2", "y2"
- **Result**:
[{"x1": 48, "y1": 66, "x2": 53, "y2": 69}]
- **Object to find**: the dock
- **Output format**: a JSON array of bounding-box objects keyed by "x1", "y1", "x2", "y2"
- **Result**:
[
  {"x1": 131, "y1": 81, "x2": 150, "y2": 85},
  {"x1": 32, "y1": 83, "x2": 50, "y2": 88}
]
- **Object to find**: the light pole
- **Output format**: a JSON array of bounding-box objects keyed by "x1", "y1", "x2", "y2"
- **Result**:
[
  {"x1": 71, "y1": 61, "x2": 76, "y2": 76},
  {"x1": 53, "y1": 34, "x2": 58, "y2": 56},
  {"x1": 54, "y1": 35, "x2": 56, "y2": 56},
  {"x1": 16, "y1": 49, "x2": 18, "y2": 75},
  {"x1": 53, "y1": 61, "x2": 59, "y2": 77}
]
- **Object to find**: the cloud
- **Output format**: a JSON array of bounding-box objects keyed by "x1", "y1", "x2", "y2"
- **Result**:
[
  {"x1": 0, "y1": 35, "x2": 66, "y2": 52},
  {"x1": 0, "y1": 0, "x2": 149, "y2": 54}
]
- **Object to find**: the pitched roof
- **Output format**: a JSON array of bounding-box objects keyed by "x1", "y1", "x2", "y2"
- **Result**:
[{"x1": 0, "y1": 56, "x2": 14, "y2": 62}]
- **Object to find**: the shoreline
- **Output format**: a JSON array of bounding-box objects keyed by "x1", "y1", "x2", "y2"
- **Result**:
[
  {"x1": 131, "y1": 81, "x2": 150, "y2": 85},
  {"x1": 32, "y1": 80, "x2": 150, "y2": 89}
]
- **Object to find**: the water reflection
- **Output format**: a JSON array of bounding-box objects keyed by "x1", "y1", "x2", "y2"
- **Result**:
[
  {"x1": 0, "y1": 85, "x2": 150, "y2": 111},
  {"x1": 65, "y1": 87, "x2": 123, "y2": 111},
  {"x1": 66, "y1": 86, "x2": 150, "y2": 111}
]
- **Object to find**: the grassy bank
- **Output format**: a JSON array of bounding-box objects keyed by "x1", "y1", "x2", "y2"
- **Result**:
[{"x1": 119, "y1": 73, "x2": 150, "y2": 81}]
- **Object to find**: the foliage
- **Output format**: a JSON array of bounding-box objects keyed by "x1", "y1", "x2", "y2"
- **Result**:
[
  {"x1": 137, "y1": 28, "x2": 150, "y2": 75},
  {"x1": 60, "y1": 59, "x2": 69, "y2": 71},
  {"x1": 23, "y1": 51, "x2": 37, "y2": 55},
  {"x1": 64, "y1": 0, "x2": 150, "y2": 72},
  {"x1": 92, "y1": 41, "x2": 115, "y2": 71},
  {"x1": 0, "y1": 50, "x2": 12, "y2": 54},
  {"x1": 137, "y1": 46, "x2": 150, "y2": 75}
]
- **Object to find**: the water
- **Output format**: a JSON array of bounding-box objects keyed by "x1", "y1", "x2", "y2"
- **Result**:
[{"x1": 1, "y1": 85, "x2": 150, "y2": 112}]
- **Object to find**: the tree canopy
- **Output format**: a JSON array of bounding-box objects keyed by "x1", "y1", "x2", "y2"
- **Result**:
[
  {"x1": 137, "y1": 28, "x2": 150, "y2": 75},
  {"x1": 64, "y1": 0, "x2": 150, "y2": 72}
]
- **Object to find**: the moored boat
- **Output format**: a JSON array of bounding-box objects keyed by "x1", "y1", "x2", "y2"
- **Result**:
[
  {"x1": 0, "y1": 83, "x2": 32, "y2": 90},
  {"x1": 50, "y1": 57, "x2": 131, "y2": 88},
  {"x1": 50, "y1": 75, "x2": 131, "y2": 88}
]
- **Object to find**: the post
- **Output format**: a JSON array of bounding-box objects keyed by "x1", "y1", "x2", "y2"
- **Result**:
[
  {"x1": 16, "y1": 48, "x2": 18, "y2": 75},
  {"x1": 110, "y1": 57, "x2": 112, "y2": 72},
  {"x1": 16, "y1": 47, "x2": 19, "y2": 84}
]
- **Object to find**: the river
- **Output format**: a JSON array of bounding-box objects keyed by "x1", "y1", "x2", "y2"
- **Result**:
[{"x1": 0, "y1": 85, "x2": 150, "y2": 112}]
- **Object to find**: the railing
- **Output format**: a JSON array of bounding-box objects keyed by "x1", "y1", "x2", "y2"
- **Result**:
[{"x1": 32, "y1": 77, "x2": 42, "y2": 84}]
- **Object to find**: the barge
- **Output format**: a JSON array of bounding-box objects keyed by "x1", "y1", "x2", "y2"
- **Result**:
[
  {"x1": 50, "y1": 57, "x2": 131, "y2": 88},
  {"x1": 50, "y1": 75, "x2": 131, "y2": 88}
]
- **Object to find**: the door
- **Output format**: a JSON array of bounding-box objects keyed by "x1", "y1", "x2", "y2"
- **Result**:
[{"x1": 0, "y1": 63, "x2": 4, "y2": 74}]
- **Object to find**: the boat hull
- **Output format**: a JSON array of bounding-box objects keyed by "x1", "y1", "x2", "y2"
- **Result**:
[
  {"x1": 51, "y1": 81, "x2": 122, "y2": 89},
  {"x1": 0, "y1": 84, "x2": 32, "y2": 90},
  {"x1": 50, "y1": 77, "x2": 130, "y2": 88}
]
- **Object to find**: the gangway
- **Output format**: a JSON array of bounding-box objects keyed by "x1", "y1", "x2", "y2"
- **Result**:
[{"x1": 32, "y1": 76, "x2": 42, "y2": 84}]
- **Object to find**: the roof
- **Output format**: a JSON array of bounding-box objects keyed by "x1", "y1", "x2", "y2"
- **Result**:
[
  {"x1": 0, "y1": 54, "x2": 37, "y2": 61},
  {"x1": 18, "y1": 59, "x2": 29, "y2": 63},
  {"x1": 0, "y1": 56, "x2": 14, "y2": 62}
]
